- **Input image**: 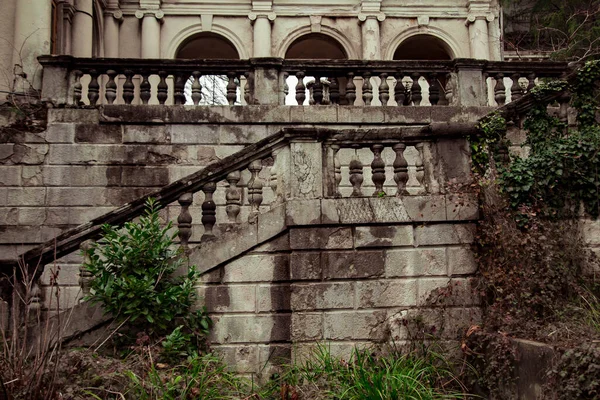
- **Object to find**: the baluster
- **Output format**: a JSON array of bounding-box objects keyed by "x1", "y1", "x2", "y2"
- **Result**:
[
  {"x1": 410, "y1": 73, "x2": 422, "y2": 106},
  {"x1": 313, "y1": 76, "x2": 323, "y2": 105},
  {"x1": 558, "y1": 91, "x2": 571, "y2": 126},
  {"x1": 247, "y1": 160, "x2": 264, "y2": 220},
  {"x1": 201, "y1": 182, "x2": 217, "y2": 240},
  {"x1": 79, "y1": 240, "x2": 94, "y2": 300},
  {"x1": 191, "y1": 71, "x2": 202, "y2": 105},
  {"x1": 345, "y1": 72, "x2": 356, "y2": 105},
  {"x1": 295, "y1": 71, "x2": 306, "y2": 105},
  {"x1": 362, "y1": 72, "x2": 373, "y2": 106},
  {"x1": 394, "y1": 72, "x2": 406, "y2": 106},
  {"x1": 225, "y1": 171, "x2": 242, "y2": 222},
  {"x1": 379, "y1": 73, "x2": 389, "y2": 106},
  {"x1": 332, "y1": 144, "x2": 342, "y2": 198},
  {"x1": 157, "y1": 71, "x2": 168, "y2": 105},
  {"x1": 371, "y1": 144, "x2": 386, "y2": 196},
  {"x1": 140, "y1": 71, "x2": 151, "y2": 105},
  {"x1": 329, "y1": 77, "x2": 340, "y2": 104},
  {"x1": 178, "y1": 192, "x2": 193, "y2": 248},
  {"x1": 88, "y1": 69, "x2": 100, "y2": 106},
  {"x1": 27, "y1": 279, "x2": 42, "y2": 314},
  {"x1": 174, "y1": 73, "x2": 186, "y2": 105},
  {"x1": 73, "y1": 70, "x2": 83, "y2": 105},
  {"x1": 510, "y1": 73, "x2": 523, "y2": 102},
  {"x1": 494, "y1": 73, "x2": 506, "y2": 106},
  {"x1": 281, "y1": 71, "x2": 289, "y2": 105},
  {"x1": 526, "y1": 73, "x2": 536, "y2": 92},
  {"x1": 123, "y1": 70, "x2": 135, "y2": 104},
  {"x1": 227, "y1": 72, "x2": 237, "y2": 105},
  {"x1": 428, "y1": 73, "x2": 440, "y2": 105},
  {"x1": 270, "y1": 149, "x2": 281, "y2": 205},
  {"x1": 105, "y1": 70, "x2": 117, "y2": 104},
  {"x1": 414, "y1": 143, "x2": 426, "y2": 194},
  {"x1": 349, "y1": 146, "x2": 364, "y2": 197},
  {"x1": 244, "y1": 71, "x2": 252, "y2": 104},
  {"x1": 393, "y1": 143, "x2": 409, "y2": 196},
  {"x1": 441, "y1": 73, "x2": 453, "y2": 105}
]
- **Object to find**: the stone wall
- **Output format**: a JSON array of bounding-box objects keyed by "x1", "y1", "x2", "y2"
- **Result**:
[{"x1": 195, "y1": 222, "x2": 481, "y2": 378}]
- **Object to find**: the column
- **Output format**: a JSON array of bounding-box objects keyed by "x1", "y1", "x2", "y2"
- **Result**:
[
  {"x1": 104, "y1": 10, "x2": 123, "y2": 58},
  {"x1": 250, "y1": 13, "x2": 275, "y2": 57},
  {"x1": 359, "y1": 14, "x2": 384, "y2": 60},
  {"x1": 72, "y1": 0, "x2": 94, "y2": 57},
  {"x1": 136, "y1": 10, "x2": 163, "y2": 58},
  {"x1": 467, "y1": 16, "x2": 491, "y2": 60},
  {"x1": 11, "y1": 0, "x2": 52, "y2": 93}
]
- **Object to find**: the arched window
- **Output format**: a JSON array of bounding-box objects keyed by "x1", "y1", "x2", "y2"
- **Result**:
[
  {"x1": 175, "y1": 33, "x2": 241, "y2": 105},
  {"x1": 176, "y1": 33, "x2": 239, "y2": 59},
  {"x1": 285, "y1": 33, "x2": 347, "y2": 59},
  {"x1": 393, "y1": 35, "x2": 453, "y2": 60}
]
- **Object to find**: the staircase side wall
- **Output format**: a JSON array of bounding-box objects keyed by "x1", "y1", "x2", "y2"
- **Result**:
[{"x1": 196, "y1": 222, "x2": 482, "y2": 379}]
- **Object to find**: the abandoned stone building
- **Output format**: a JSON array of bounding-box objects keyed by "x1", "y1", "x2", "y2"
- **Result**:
[{"x1": 1, "y1": 0, "x2": 596, "y2": 377}]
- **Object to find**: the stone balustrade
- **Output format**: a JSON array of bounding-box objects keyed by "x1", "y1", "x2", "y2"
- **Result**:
[{"x1": 38, "y1": 56, "x2": 569, "y2": 108}]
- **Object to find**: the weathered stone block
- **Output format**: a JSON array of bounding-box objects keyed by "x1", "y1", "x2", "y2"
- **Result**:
[
  {"x1": 382, "y1": 106, "x2": 431, "y2": 123},
  {"x1": 10, "y1": 143, "x2": 49, "y2": 164},
  {"x1": 338, "y1": 107, "x2": 385, "y2": 123},
  {"x1": 222, "y1": 254, "x2": 289, "y2": 283},
  {"x1": 354, "y1": 225, "x2": 414, "y2": 247},
  {"x1": 417, "y1": 277, "x2": 450, "y2": 306},
  {"x1": 447, "y1": 246, "x2": 477, "y2": 275},
  {"x1": 42, "y1": 165, "x2": 121, "y2": 187},
  {"x1": 17, "y1": 207, "x2": 46, "y2": 225},
  {"x1": 75, "y1": 124, "x2": 122, "y2": 143},
  {"x1": 120, "y1": 167, "x2": 170, "y2": 186},
  {"x1": 257, "y1": 284, "x2": 291, "y2": 312},
  {"x1": 414, "y1": 224, "x2": 475, "y2": 246},
  {"x1": 253, "y1": 233, "x2": 290, "y2": 253},
  {"x1": 291, "y1": 282, "x2": 354, "y2": 310},
  {"x1": 41, "y1": 286, "x2": 81, "y2": 310},
  {"x1": 219, "y1": 125, "x2": 269, "y2": 144},
  {"x1": 0, "y1": 166, "x2": 22, "y2": 186},
  {"x1": 322, "y1": 250, "x2": 385, "y2": 279},
  {"x1": 41, "y1": 263, "x2": 80, "y2": 286},
  {"x1": 323, "y1": 310, "x2": 388, "y2": 340},
  {"x1": 356, "y1": 279, "x2": 417, "y2": 308},
  {"x1": 446, "y1": 194, "x2": 480, "y2": 221},
  {"x1": 291, "y1": 312, "x2": 323, "y2": 341},
  {"x1": 212, "y1": 345, "x2": 259, "y2": 373},
  {"x1": 286, "y1": 199, "x2": 321, "y2": 225},
  {"x1": 204, "y1": 284, "x2": 256, "y2": 313},
  {"x1": 582, "y1": 219, "x2": 600, "y2": 245},
  {"x1": 210, "y1": 314, "x2": 291, "y2": 344},
  {"x1": 290, "y1": 252, "x2": 321, "y2": 280},
  {"x1": 257, "y1": 204, "x2": 286, "y2": 243},
  {"x1": 169, "y1": 124, "x2": 220, "y2": 144},
  {"x1": 123, "y1": 125, "x2": 169, "y2": 144},
  {"x1": 45, "y1": 123, "x2": 76, "y2": 143},
  {"x1": 5, "y1": 187, "x2": 46, "y2": 206},
  {"x1": 327, "y1": 198, "x2": 412, "y2": 224},
  {"x1": 385, "y1": 248, "x2": 447, "y2": 277},
  {"x1": 48, "y1": 109, "x2": 99, "y2": 124},
  {"x1": 401, "y1": 195, "x2": 447, "y2": 222},
  {"x1": 289, "y1": 106, "x2": 337, "y2": 123},
  {"x1": 48, "y1": 144, "x2": 126, "y2": 165},
  {"x1": 289, "y1": 227, "x2": 353, "y2": 250}
]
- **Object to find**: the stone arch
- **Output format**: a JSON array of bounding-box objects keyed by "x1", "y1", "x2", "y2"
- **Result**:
[
  {"x1": 385, "y1": 28, "x2": 465, "y2": 60},
  {"x1": 277, "y1": 27, "x2": 358, "y2": 59},
  {"x1": 175, "y1": 32, "x2": 239, "y2": 59},
  {"x1": 166, "y1": 24, "x2": 249, "y2": 59}
]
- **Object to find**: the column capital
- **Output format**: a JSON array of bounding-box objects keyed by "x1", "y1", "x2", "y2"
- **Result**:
[
  {"x1": 465, "y1": 12, "x2": 495, "y2": 25},
  {"x1": 135, "y1": 9, "x2": 164, "y2": 20},
  {"x1": 248, "y1": 12, "x2": 276, "y2": 22},
  {"x1": 106, "y1": 9, "x2": 123, "y2": 21},
  {"x1": 358, "y1": 13, "x2": 385, "y2": 22}
]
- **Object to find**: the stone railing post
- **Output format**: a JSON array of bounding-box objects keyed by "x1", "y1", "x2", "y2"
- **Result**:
[
  {"x1": 288, "y1": 138, "x2": 323, "y2": 200},
  {"x1": 38, "y1": 55, "x2": 75, "y2": 106},
  {"x1": 250, "y1": 58, "x2": 283, "y2": 105},
  {"x1": 454, "y1": 59, "x2": 487, "y2": 106}
]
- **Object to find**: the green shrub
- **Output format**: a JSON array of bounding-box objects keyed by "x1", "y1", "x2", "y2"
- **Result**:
[{"x1": 83, "y1": 198, "x2": 206, "y2": 336}]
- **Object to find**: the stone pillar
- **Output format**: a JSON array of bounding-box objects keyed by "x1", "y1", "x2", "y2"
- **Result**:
[
  {"x1": 72, "y1": 0, "x2": 94, "y2": 57},
  {"x1": 11, "y1": 0, "x2": 52, "y2": 93},
  {"x1": 251, "y1": 58, "x2": 283, "y2": 105},
  {"x1": 136, "y1": 9, "x2": 163, "y2": 58},
  {"x1": 250, "y1": 13, "x2": 276, "y2": 57},
  {"x1": 467, "y1": 16, "x2": 491, "y2": 60},
  {"x1": 358, "y1": 14, "x2": 385, "y2": 60},
  {"x1": 454, "y1": 60, "x2": 487, "y2": 106},
  {"x1": 104, "y1": 10, "x2": 123, "y2": 58}
]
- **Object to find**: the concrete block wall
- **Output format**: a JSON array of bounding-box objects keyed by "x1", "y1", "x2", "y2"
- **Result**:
[{"x1": 196, "y1": 222, "x2": 482, "y2": 377}]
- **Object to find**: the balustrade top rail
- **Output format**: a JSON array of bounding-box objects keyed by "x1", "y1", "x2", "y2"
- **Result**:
[{"x1": 14, "y1": 123, "x2": 476, "y2": 273}]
